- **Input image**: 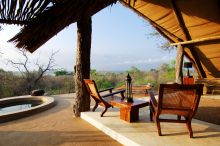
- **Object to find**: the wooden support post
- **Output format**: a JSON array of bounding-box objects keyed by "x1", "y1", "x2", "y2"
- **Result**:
[
  {"x1": 175, "y1": 45, "x2": 184, "y2": 84},
  {"x1": 170, "y1": 0, "x2": 206, "y2": 78},
  {"x1": 73, "y1": 16, "x2": 92, "y2": 117}
]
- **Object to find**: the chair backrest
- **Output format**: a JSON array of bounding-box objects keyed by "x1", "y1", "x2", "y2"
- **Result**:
[
  {"x1": 83, "y1": 79, "x2": 102, "y2": 102},
  {"x1": 158, "y1": 84, "x2": 203, "y2": 116}
]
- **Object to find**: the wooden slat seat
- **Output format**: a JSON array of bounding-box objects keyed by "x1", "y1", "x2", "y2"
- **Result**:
[
  {"x1": 84, "y1": 79, "x2": 125, "y2": 117},
  {"x1": 148, "y1": 83, "x2": 203, "y2": 138}
]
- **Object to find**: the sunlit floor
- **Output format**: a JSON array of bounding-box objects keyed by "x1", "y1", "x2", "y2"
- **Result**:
[
  {"x1": 0, "y1": 94, "x2": 219, "y2": 146},
  {"x1": 81, "y1": 98, "x2": 220, "y2": 146},
  {"x1": 0, "y1": 94, "x2": 122, "y2": 146}
]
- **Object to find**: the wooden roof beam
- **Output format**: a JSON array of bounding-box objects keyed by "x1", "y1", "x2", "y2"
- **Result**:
[
  {"x1": 170, "y1": 0, "x2": 206, "y2": 78},
  {"x1": 170, "y1": 35, "x2": 220, "y2": 46}
]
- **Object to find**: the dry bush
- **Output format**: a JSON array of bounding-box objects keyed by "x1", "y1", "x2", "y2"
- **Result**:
[{"x1": 38, "y1": 75, "x2": 75, "y2": 95}]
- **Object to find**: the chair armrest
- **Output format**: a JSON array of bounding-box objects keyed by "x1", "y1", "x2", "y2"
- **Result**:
[
  {"x1": 148, "y1": 91, "x2": 157, "y2": 107},
  {"x1": 102, "y1": 90, "x2": 125, "y2": 98},
  {"x1": 99, "y1": 87, "x2": 114, "y2": 93}
]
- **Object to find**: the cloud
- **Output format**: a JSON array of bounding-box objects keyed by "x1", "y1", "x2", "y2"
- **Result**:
[
  {"x1": 90, "y1": 53, "x2": 175, "y2": 71},
  {"x1": 113, "y1": 55, "x2": 174, "y2": 66}
]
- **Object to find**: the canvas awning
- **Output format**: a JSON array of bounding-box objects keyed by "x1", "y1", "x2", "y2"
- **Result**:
[{"x1": 122, "y1": 0, "x2": 220, "y2": 78}]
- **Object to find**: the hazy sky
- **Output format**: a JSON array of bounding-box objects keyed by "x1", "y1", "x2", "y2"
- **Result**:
[{"x1": 0, "y1": 3, "x2": 176, "y2": 72}]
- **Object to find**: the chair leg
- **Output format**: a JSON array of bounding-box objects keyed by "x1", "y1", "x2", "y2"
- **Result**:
[
  {"x1": 92, "y1": 102, "x2": 98, "y2": 112},
  {"x1": 101, "y1": 106, "x2": 108, "y2": 117},
  {"x1": 155, "y1": 119, "x2": 162, "y2": 136},
  {"x1": 150, "y1": 106, "x2": 153, "y2": 121},
  {"x1": 186, "y1": 121, "x2": 193, "y2": 138},
  {"x1": 120, "y1": 92, "x2": 125, "y2": 100},
  {"x1": 149, "y1": 102, "x2": 154, "y2": 121}
]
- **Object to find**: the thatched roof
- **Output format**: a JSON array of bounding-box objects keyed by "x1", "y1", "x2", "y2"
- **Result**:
[
  {"x1": 1, "y1": 0, "x2": 220, "y2": 78},
  {"x1": 2, "y1": 0, "x2": 117, "y2": 52},
  {"x1": 0, "y1": 0, "x2": 55, "y2": 25}
]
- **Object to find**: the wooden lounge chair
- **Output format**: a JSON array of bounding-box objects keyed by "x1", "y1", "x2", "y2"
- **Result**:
[
  {"x1": 84, "y1": 79, "x2": 125, "y2": 117},
  {"x1": 148, "y1": 83, "x2": 203, "y2": 138}
]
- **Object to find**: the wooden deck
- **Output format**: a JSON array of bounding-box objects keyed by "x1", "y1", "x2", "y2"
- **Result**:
[{"x1": 82, "y1": 97, "x2": 220, "y2": 146}]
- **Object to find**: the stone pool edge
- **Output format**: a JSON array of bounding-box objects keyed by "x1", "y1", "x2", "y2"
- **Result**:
[{"x1": 0, "y1": 95, "x2": 56, "y2": 123}]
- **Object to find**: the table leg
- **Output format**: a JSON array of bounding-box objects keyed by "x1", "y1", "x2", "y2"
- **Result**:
[{"x1": 120, "y1": 107, "x2": 139, "y2": 122}]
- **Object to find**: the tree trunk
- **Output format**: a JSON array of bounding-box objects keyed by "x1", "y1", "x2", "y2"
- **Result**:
[
  {"x1": 73, "y1": 16, "x2": 92, "y2": 117},
  {"x1": 175, "y1": 44, "x2": 184, "y2": 84}
]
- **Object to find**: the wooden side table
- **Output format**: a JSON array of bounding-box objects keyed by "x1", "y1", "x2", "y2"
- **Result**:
[{"x1": 110, "y1": 99, "x2": 149, "y2": 122}]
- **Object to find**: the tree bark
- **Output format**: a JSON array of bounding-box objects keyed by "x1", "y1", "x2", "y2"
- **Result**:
[
  {"x1": 175, "y1": 44, "x2": 184, "y2": 84},
  {"x1": 73, "y1": 16, "x2": 92, "y2": 117}
]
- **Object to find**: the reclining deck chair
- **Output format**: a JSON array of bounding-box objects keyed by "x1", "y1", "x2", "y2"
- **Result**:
[
  {"x1": 84, "y1": 79, "x2": 125, "y2": 117},
  {"x1": 148, "y1": 83, "x2": 203, "y2": 138}
]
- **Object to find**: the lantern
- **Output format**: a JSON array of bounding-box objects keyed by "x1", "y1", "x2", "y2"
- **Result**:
[
  {"x1": 184, "y1": 62, "x2": 192, "y2": 77},
  {"x1": 125, "y1": 73, "x2": 133, "y2": 103}
]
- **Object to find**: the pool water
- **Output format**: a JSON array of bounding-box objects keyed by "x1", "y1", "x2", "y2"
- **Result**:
[{"x1": 0, "y1": 101, "x2": 43, "y2": 114}]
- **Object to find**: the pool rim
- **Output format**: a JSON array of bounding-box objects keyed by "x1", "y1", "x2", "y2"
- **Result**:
[{"x1": 0, "y1": 95, "x2": 56, "y2": 123}]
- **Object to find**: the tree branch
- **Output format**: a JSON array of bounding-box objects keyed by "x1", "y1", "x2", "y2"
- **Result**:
[
  {"x1": 34, "y1": 50, "x2": 58, "y2": 85},
  {"x1": 6, "y1": 49, "x2": 58, "y2": 92}
]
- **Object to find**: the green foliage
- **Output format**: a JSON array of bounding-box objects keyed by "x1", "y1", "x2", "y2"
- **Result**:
[
  {"x1": 158, "y1": 61, "x2": 176, "y2": 83},
  {"x1": 0, "y1": 68, "x2": 23, "y2": 98},
  {"x1": 115, "y1": 81, "x2": 125, "y2": 88},
  {"x1": 90, "y1": 61, "x2": 176, "y2": 92},
  {"x1": 39, "y1": 75, "x2": 74, "y2": 95},
  {"x1": 0, "y1": 68, "x2": 75, "y2": 98},
  {"x1": 90, "y1": 69, "x2": 120, "y2": 90},
  {"x1": 0, "y1": 60, "x2": 177, "y2": 98},
  {"x1": 127, "y1": 66, "x2": 141, "y2": 74},
  {"x1": 126, "y1": 66, "x2": 146, "y2": 85},
  {"x1": 0, "y1": 86, "x2": 13, "y2": 97},
  {"x1": 96, "y1": 79, "x2": 112, "y2": 90},
  {"x1": 55, "y1": 69, "x2": 68, "y2": 76}
]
